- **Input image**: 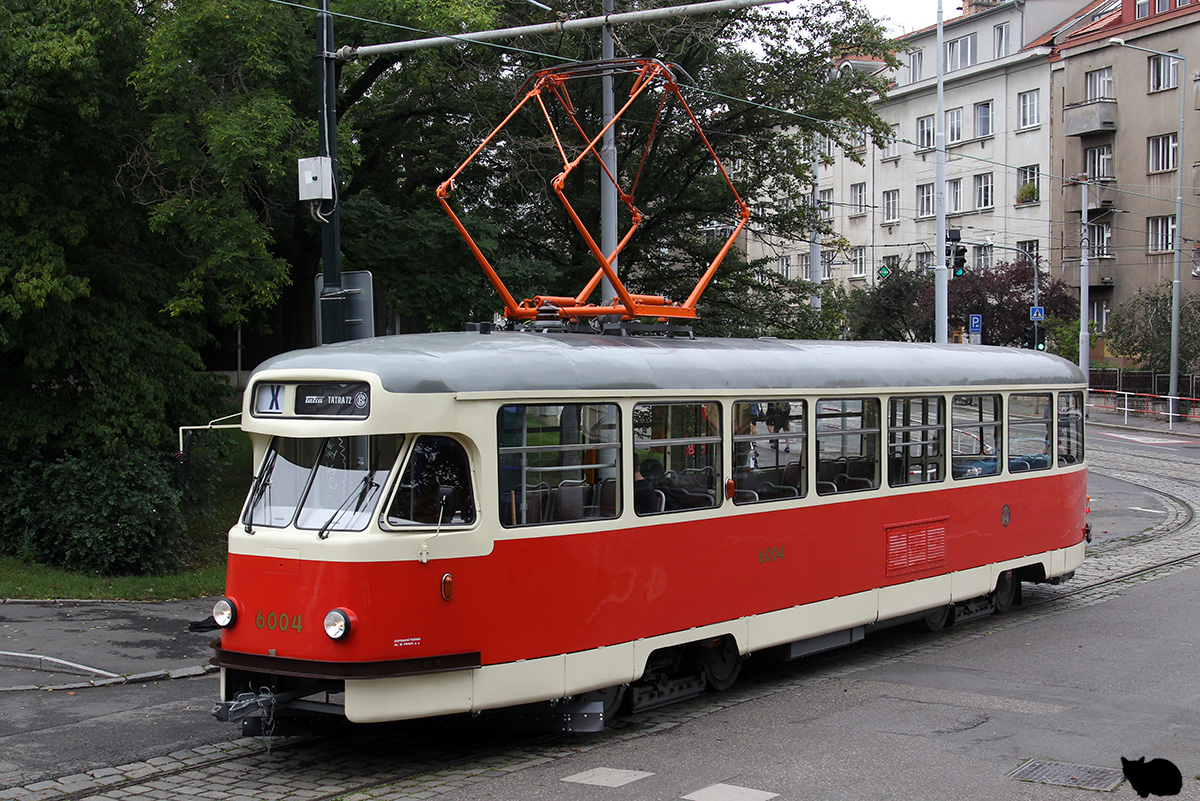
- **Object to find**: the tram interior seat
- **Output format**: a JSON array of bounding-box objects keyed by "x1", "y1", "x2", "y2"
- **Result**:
[
  {"x1": 1009, "y1": 459, "x2": 1030, "y2": 472},
  {"x1": 510, "y1": 483, "x2": 550, "y2": 525},
  {"x1": 653, "y1": 489, "x2": 667, "y2": 513},
  {"x1": 597, "y1": 478, "x2": 617, "y2": 516},
  {"x1": 734, "y1": 489, "x2": 759, "y2": 503},
  {"x1": 816, "y1": 480, "x2": 838, "y2": 495},
  {"x1": 549, "y1": 480, "x2": 589, "y2": 521},
  {"x1": 835, "y1": 473, "x2": 875, "y2": 492}
]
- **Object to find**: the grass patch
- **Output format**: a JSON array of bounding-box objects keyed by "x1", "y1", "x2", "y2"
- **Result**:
[{"x1": 0, "y1": 430, "x2": 252, "y2": 601}]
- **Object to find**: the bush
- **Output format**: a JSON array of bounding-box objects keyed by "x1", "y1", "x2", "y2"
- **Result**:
[{"x1": 0, "y1": 447, "x2": 185, "y2": 576}]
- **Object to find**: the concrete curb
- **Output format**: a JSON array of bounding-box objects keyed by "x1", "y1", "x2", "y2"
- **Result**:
[{"x1": 0, "y1": 662, "x2": 218, "y2": 693}]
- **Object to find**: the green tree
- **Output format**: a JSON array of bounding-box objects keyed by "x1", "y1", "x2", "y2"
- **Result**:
[
  {"x1": 1106, "y1": 282, "x2": 1200, "y2": 373},
  {"x1": 847, "y1": 262, "x2": 932, "y2": 341}
]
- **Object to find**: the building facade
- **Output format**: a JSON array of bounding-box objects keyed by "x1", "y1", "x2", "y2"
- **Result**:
[{"x1": 1050, "y1": 0, "x2": 1200, "y2": 341}]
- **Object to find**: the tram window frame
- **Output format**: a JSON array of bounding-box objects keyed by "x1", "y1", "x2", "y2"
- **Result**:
[
  {"x1": 244, "y1": 435, "x2": 404, "y2": 532},
  {"x1": 1007, "y1": 393, "x2": 1053, "y2": 473},
  {"x1": 633, "y1": 401, "x2": 722, "y2": 515},
  {"x1": 732, "y1": 400, "x2": 807, "y2": 505},
  {"x1": 497, "y1": 403, "x2": 621, "y2": 527},
  {"x1": 815, "y1": 397, "x2": 881, "y2": 496},
  {"x1": 384, "y1": 435, "x2": 477, "y2": 528},
  {"x1": 951, "y1": 394, "x2": 1002, "y2": 479},
  {"x1": 1057, "y1": 391, "x2": 1085, "y2": 466},
  {"x1": 887, "y1": 396, "x2": 945, "y2": 486}
]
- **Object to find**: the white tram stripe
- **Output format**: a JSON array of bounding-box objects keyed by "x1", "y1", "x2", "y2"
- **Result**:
[
  {"x1": 682, "y1": 784, "x2": 779, "y2": 801},
  {"x1": 562, "y1": 767, "x2": 655, "y2": 787}
]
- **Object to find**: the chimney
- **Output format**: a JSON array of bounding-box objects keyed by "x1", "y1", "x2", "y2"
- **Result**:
[{"x1": 962, "y1": 0, "x2": 1002, "y2": 15}]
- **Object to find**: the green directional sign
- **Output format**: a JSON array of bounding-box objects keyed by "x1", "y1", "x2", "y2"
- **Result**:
[{"x1": 878, "y1": 264, "x2": 892, "y2": 280}]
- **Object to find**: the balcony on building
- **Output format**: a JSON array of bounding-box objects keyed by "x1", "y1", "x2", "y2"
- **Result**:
[
  {"x1": 1063, "y1": 180, "x2": 1117, "y2": 212},
  {"x1": 1063, "y1": 99, "x2": 1117, "y2": 137}
]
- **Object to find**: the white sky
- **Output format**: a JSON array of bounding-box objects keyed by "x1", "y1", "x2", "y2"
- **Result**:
[{"x1": 859, "y1": 0, "x2": 942, "y2": 36}]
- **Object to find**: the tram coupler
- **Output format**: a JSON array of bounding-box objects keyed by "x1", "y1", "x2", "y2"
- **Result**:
[{"x1": 211, "y1": 684, "x2": 325, "y2": 723}]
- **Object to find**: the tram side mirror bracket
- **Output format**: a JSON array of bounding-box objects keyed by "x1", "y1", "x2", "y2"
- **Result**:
[{"x1": 420, "y1": 486, "x2": 458, "y2": 564}]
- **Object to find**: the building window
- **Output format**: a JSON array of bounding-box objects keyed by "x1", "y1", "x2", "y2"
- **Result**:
[
  {"x1": 945, "y1": 33, "x2": 977, "y2": 72},
  {"x1": 778, "y1": 254, "x2": 791, "y2": 279},
  {"x1": 917, "y1": 183, "x2": 935, "y2": 217},
  {"x1": 1085, "y1": 144, "x2": 1113, "y2": 179},
  {"x1": 1149, "y1": 132, "x2": 1178, "y2": 172},
  {"x1": 1149, "y1": 53, "x2": 1180, "y2": 92},
  {"x1": 850, "y1": 183, "x2": 867, "y2": 214},
  {"x1": 994, "y1": 23, "x2": 1010, "y2": 58},
  {"x1": 946, "y1": 107, "x2": 963, "y2": 144},
  {"x1": 917, "y1": 115, "x2": 935, "y2": 149},
  {"x1": 975, "y1": 101, "x2": 993, "y2": 138},
  {"x1": 883, "y1": 189, "x2": 900, "y2": 222},
  {"x1": 916, "y1": 251, "x2": 936, "y2": 272},
  {"x1": 850, "y1": 247, "x2": 866, "y2": 277},
  {"x1": 821, "y1": 251, "x2": 833, "y2": 281},
  {"x1": 799, "y1": 253, "x2": 810, "y2": 279},
  {"x1": 973, "y1": 244, "x2": 993, "y2": 270},
  {"x1": 819, "y1": 188, "x2": 834, "y2": 220},
  {"x1": 1156, "y1": 0, "x2": 1169, "y2": 11},
  {"x1": 882, "y1": 254, "x2": 900, "y2": 276},
  {"x1": 1136, "y1": 0, "x2": 1149, "y2": 17},
  {"x1": 883, "y1": 123, "x2": 900, "y2": 159},
  {"x1": 1016, "y1": 165, "x2": 1039, "y2": 204},
  {"x1": 1086, "y1": 67, "x2": 1114, "y2": 100},
  {"x1": 1016, "y1": 240, "x2": 1039, "y2": 266},
  {"x1": 974, "y1": 173, "x2": 994, "y2": 210},
  {"x1": 1018, "y1": 89, "x2": 1040, "y2": 129},
  {"x1": 1148, "y1": 216, "x2": 1175, "y2": 252},
  {"x1": 946, "y1": 178, "x2": 962, "y2": 212},
  {"x1": 1087, "y1": 222, "x2": 1112, "y2": 257},
  {"x1": 910, "y1": 50, "x2": 923, "y2": 83}
]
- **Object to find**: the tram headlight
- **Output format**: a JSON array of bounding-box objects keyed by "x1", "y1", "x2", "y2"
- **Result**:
[
  {"x1": 212, "y1": 597, "x2": 237, "y2": 628},
  {"x1": 324, "y1": 608, "x2": 354, "y2": 640}
]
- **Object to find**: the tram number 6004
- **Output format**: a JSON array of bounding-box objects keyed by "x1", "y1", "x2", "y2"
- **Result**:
[
  {"x1": 256, "y1": 610, "x2": 303, "y2": 632},
  {"x1": 759, "y1": 545, "x2": 783, "y2": 563}
]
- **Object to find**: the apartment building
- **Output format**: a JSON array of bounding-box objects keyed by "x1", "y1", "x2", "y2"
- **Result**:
[
  {"x1": 747, "y1": 0, "x2": 1107, "y2": 288},
  {"x1": 1050, "y1": 0, "x2": 1200, "y2": 338}
]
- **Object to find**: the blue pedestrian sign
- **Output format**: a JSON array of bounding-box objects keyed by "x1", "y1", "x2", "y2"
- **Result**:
[
  {"x1": 968, "y1": 314, "x2": 982, "y2": 334},
  {"x1": 1030, "y1": 306, "x2": 1045, "y2": 322}
]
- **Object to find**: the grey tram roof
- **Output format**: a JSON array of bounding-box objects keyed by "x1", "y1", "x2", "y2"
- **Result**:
[{"x1": 253, "y1": 331, "x2": 1086, "y2": 395}]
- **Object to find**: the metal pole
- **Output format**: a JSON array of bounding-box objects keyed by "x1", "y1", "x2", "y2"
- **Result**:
[
  {"x1": 809, "y1": 149, "x2": 822, "y2": 311},
  {"x1": 600, "y1": 0, "x2": 618, "y2": 306},
  {"x1": 337, "y1": 0, "x2": 788, "y2": 60},
  {"x1": 934, "y1": 0, "x2": 947, "y2": 343},
  {"x1": 317, "y1": 0, "x2": 345, "y2": 344},
  {"x1": 1079, "y1": 179, "x2": 1090, "y2": 374}
]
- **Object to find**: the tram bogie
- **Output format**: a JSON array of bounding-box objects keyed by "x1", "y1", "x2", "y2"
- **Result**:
[{"x1": 209, "y1": 332, "x2": 1088, "y2": 731}]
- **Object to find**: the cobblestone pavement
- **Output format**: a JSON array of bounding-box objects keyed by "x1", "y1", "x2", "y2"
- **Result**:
[{"x1": 4, "y1": 435, "x2": 1198, "y2": 801}]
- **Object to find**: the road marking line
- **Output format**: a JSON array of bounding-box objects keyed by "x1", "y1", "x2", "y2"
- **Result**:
[{"x1": 562, "y1": 768, "x2": 653, "y2": 787}]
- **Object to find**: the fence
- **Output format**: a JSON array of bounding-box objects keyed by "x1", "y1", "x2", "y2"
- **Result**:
[
  {"x1": 1089, "y1": 368, "x2": 1198, "y2": 399},
  {"x1": 1088, "y1": 388, "x2": 1200, "y2": 429}
]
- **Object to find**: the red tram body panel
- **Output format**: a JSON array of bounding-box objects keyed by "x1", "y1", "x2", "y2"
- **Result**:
[{"x1": 211, "y1": 333, "x2": 1088, "y2": 725}]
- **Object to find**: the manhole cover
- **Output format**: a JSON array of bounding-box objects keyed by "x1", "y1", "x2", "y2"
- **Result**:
[{"x1": 1010, "y1": 759, "x2": 1124, "y2": 791}]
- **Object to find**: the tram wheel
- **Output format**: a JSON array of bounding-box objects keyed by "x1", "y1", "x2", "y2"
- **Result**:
[
  {"x1": 992, "y1": 570, "x2": 1016, "y2": 614},
  {"x1": 921, "y1": 604, "x2": 954, "y2": 633},
  {"x1": 702, "y1": 635, "x2": 743, "y2": 691}
]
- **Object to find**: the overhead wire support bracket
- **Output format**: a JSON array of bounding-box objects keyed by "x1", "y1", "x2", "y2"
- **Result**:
[{"x1": 436, "y1": 58, "x2": 750, "y2": 324}]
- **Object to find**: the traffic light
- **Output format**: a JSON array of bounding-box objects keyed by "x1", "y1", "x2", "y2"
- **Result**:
[
  {"x1": 1026, "y1": 326, "x2": 1047, "y2": 351},
  {"x1": 951, "y1": 245, "x2": 968, "y2": 277}
]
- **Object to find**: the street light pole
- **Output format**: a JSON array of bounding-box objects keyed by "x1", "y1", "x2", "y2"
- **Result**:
[{"x1": 1109, "y1": 37, "x2": 1186, "y2": 421}]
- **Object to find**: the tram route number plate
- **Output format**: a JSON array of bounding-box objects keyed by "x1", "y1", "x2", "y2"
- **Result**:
[{"x1": 294, "y1": 382, "x2": 371, "y2": 417}]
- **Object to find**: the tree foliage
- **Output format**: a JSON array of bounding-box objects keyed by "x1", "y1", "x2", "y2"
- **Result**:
[{"x1": 1106, "y1": 282, "x2": 1200, "y2": 373}]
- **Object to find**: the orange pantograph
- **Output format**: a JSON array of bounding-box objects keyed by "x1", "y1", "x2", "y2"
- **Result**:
[{"x1": 436, "y1": 58, "x2": 749, "y2": 323}]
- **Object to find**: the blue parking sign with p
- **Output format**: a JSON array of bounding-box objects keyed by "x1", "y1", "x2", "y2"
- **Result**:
[{"x1": 968, "y1": 314, "x2": 982, "y2": 333}]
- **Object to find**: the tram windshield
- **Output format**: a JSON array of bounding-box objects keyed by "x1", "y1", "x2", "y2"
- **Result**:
[{"x1": 242, "y1": 435, "x2": 403, "y2": 534}]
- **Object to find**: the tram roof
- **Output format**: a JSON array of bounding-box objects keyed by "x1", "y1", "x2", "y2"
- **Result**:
[{"x1": 253, "y1": 332, "x2": 1086, "y2": 395}]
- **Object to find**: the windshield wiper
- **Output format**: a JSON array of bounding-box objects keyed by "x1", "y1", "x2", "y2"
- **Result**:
[
  {"x1": 243, "y1": 449, "x2": 279, "y2": 534},
  {"x1": 317, "y1": 471, "x2": 380, "y2": 540}
]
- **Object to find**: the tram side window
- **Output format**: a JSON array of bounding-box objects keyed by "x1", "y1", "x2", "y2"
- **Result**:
[
  {"x1": 887, "y1": 396, "x2": 945, "y2": 486},
  {"x1": 951, "y1": 394, "x2": 1002, "y2": 479},
  {"x1": 498, "y1": 404, "x2": 620, "y2": 527},
  {"x1": 633, "y1": 402, "x2": 721, "y2": 514},
  {"x1": 1008, "y1": 393, "x2": 1052, "y2": 473},
  {"x1": 732, "y1": 400, "x2": 807, "y2": 505},
  {"x1": 815, "y1": 398, "x2": 881, "y2": 496},
  {"x1": 386, "y1": 436, "x2": 476, "y2": 527},
  {"x1": 1058, "y1": 391, "x2": 1085, "y2": 466}
]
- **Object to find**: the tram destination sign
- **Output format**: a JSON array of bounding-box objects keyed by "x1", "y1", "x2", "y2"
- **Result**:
[{"x1": 294, "y1": 382, "x2": 371, "y2": 417}]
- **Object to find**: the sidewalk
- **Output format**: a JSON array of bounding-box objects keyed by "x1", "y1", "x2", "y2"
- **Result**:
[
  {"x1": 0, "y1": 597, "x2": 218, "y2": 691},
  {"x1": 1086, "y1": 402, "x2": 1200, "y2": 439}
]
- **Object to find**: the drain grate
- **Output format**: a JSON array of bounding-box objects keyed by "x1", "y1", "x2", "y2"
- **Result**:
[{"x1": 1010, "y1": 759, "x2": 1124, "y2": 791}]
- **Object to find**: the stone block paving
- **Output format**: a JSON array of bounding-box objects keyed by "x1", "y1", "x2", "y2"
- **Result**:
[{"x1": 6, "y1": 439, "x2": 1198, "y2": 801}]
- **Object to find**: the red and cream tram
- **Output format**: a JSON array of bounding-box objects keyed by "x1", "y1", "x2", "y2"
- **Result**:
[{"x1": 210, "y1": 331, "x2": 1088, "y2": 729}]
